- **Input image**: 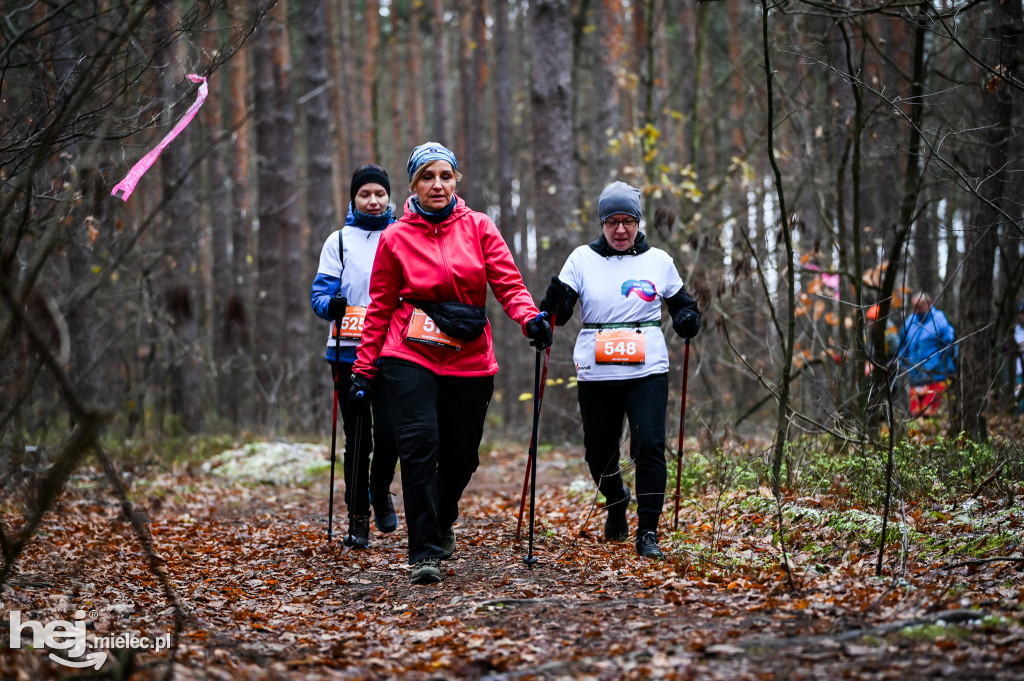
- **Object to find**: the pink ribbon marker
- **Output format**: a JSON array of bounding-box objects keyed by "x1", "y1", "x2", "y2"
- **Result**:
[
  {"x1": 821, "y1": 273, "x2": 840, "y2": 294},
  {"x1": 804, "y1": 263, "x2": 840, "y2": 299},
  {"x1": 111, "y1": 74, "x2": 208, "y2": 201}
]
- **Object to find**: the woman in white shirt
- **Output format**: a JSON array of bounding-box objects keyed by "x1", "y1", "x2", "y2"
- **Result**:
[{"x1": 540, "y1": 181, "x2": 700, "y2": 558}]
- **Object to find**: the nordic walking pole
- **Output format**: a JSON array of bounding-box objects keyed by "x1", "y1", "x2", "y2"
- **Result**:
[
  {"x1": 344, "y1": 410, "x2": 364, "y2": 547},
  {"x1": 516, "y1": 312, "x2": 556, "y2": 541},
  {"x1": 327, "y1": 320, "x2": 342, "y2": 542},
  {"x1": 524, "y1": 345, "x2": 543, "y2": 567},
  {"x1": 673, "y1": 338, "x2": 692, "y2": 531}
]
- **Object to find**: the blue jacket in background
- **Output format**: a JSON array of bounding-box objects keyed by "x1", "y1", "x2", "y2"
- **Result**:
[{"x1": 897, "y1": 309, "x2": 956, "y2": 385}]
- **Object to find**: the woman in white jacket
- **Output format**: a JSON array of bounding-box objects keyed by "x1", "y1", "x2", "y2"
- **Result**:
[{"x1": 310, "y1": 164, "x2": 400, "y2": 548}]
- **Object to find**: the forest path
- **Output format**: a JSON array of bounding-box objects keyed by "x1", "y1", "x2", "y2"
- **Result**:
[{"x1": 2, "y1": 442, "x2": 1022, "y2": 680}]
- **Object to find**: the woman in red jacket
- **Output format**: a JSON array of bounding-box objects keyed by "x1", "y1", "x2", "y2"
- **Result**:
[{"x1": 349, "y1": 142, "x2": 551, "y2": 585}]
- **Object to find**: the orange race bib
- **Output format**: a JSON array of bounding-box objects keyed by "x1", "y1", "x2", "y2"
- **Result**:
[
  {"x1": 406, "y1": 308, "x2": 462, "y2": 351},
  {"x1": 595, "y1": 329, "x2": 646, "y2": 365},
  {"x1": 332, "y1": 306, "x2": 367, "y2": 340}
]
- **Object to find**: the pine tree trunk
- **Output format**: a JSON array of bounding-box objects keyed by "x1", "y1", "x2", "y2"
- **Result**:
[
  {"x1": 226, "y1": 4, "x2": 254, "y2": 431},
  {"x1": 494, "y1": 0, "x2": 523, "y2": 430},
  {"x1": 302, "y1": 0, "x2": 339, "y2": 433},
  {"x1": 955, "y1": 0, "x2": 1022, "y2": 441},
  {"x1": 529, "y1": 0, "x2": 577, "y2": 264},
  {"x1": 254, "y1": 0, "x2": 303, "y2": 432},
  {"x1": 158, "y1": 0, "x2": 203, "y2": 434},
  {"x1": 432, "y1": 0, "x2": 452, "y2": 142}
]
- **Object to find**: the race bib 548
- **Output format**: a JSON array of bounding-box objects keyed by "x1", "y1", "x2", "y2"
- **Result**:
[{"x1": 595, "y1": 329, "x2": 645, "y2": 365}]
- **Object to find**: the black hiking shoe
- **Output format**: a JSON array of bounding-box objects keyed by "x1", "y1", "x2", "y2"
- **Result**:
[
  {"x1": 411, "y1": 558, "x2": 442, "y2": 585},
  {"x1": 370, "y1": 487, "x2": 398, "y2": 533},
  {"x1": 441, "y1": 525, "x2": 456, "y2": 559},
  {"x1": 604, "y1": 486, "x2": 630, "y2": 542},
  {"x1": 636, "y1": 530, "x2": 664, "y2": 559},
  {"x1": 343, "y1": 514, "x2": 370, "y2": 549}
]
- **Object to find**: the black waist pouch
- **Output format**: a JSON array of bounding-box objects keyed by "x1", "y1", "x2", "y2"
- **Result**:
[{"x1": 409, "y1": 300, "x2": 488, "y2": 341}]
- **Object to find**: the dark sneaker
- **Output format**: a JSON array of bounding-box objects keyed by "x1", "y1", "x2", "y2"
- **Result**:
[
  {"x1": 343, "y1": 515, "x2": 370, "y2": 549},
  {"x1": 369, "y1": 487, "x2": 398, "y2": 533},
  {"x1": 410, "y1": 558, "x2": 442, "y2": 585},
  {"x1": 441, "y1": 525, "x2": 456, "y2": 559},
  {"x1": 636, "y1": 530, "x2": 664, "y2": 559},
  {"x1": 604, "y1": 487, "x2": 630, "y2": 542}
]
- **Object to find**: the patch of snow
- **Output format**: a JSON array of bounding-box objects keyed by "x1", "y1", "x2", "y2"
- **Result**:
[{"x1": 202, "y1": 441, "x2": 330, "y2": 486}]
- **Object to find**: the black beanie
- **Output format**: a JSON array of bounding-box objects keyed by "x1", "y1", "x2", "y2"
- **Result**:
[{"x1": 350, "y1": 165, "x2": 391, "y2": 207}]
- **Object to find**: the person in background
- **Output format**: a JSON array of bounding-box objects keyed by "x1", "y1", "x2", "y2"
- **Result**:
[
  {"x1": 310, "y1": 164, "x2": 400, "y2": 548},
  {"x1": 540, "y1": 181, "x2": 700, "y2": 559},
  {"x1": 896, "y1": 292, "x2": 956, "y2": 417},
  {"x1": 1011, "y1": 303, "x2": 1024, "y2": 412},
  {"x1": 348, "y1": 142, "x2": 551, "y2": 585}
]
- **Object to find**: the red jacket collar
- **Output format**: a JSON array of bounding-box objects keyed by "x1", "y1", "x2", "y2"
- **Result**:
[{"x1": 400, "y1": 194, "x2": 469, "y2": 228}]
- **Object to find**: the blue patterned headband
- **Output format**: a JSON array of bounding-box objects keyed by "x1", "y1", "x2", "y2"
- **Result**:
[{"x1": 407, "y1": 142, "x2": 458, "y2": 181}]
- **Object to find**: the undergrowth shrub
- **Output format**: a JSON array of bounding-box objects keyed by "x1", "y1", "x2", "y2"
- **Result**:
[{"x1": 785, "y1": 432, "x2": 1021, "y2": 503}]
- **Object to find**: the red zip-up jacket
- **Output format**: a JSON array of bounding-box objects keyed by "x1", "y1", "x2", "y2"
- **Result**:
[{"x1": 352, "y1": 195, "x2": 539, "y2": 379}]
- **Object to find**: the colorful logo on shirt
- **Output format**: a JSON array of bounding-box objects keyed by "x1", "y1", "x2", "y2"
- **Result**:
[{"x1": 621, "y1": 279, "x2": 657, "y2": 302}]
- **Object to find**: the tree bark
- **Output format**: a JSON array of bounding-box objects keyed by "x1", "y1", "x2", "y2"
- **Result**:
[
  {"x1": 955, "y1": 1, "x2": 1023, "y2": 441},
  {"x1": 432, "y1": 0, "x2": 452, "y2": 143},
  {"x1": 760, "y1": 0, "x2": 796, "y2": 496},
  {"x1": 226, "y1": 3, "x2": 255, "y2": 431},
  {"x1": 50, "y1": 10, "x2": 104, "y2": 412},
  {"x1": 254, "y1": 0, "x2": 303, "y2": 432},
  {"x1": 457, "y1": 1, "x2": 486, "y2": 210},
  {"x1": 302, "y1": 0, "x2": 339, "y2": 431},
  {"x1": 530, "y1": 0, "x2": 578, "y2": 266},
  {"x1": 157, "y1": 0, "x2": 204, "y2": 434},
  {"x1": 495, "y1": 0, "x2": 523, "y2": 430}
]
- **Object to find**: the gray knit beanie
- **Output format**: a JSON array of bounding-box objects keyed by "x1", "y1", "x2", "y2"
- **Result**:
[{"x1": 598, "y1": 181, "x2": 643, "y2": 222}]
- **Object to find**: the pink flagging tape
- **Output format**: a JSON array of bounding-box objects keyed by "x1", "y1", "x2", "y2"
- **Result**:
[{"x1": 111, "y1": 74, "x2": 208, "y2": 202}]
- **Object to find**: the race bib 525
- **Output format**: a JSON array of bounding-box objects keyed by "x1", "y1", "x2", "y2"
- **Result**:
[{"x1": 333, "y1": 306, "x2": 367, "y2": 340}]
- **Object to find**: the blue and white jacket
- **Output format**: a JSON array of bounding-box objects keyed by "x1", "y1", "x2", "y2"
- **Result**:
[{"x1": 310, "y1": 205, "x2": 394, "y2": 362}]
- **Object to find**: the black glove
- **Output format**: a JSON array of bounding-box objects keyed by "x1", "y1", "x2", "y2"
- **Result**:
[
  {"x1": 327, "y1": 294, "x2": 348, "y2": 321},
  {"x1": 538, "y1": 276, "x2": 578, "y2": 326},
  {"x1": 347, "y1": 373, "x2": 373, "y2": 413},
  {"x1": 525, "y1": 312, "x2": 553, "y2": 350},
  {"x1": 672, "y1": 309, "x2": 701, "y2": 339}
]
